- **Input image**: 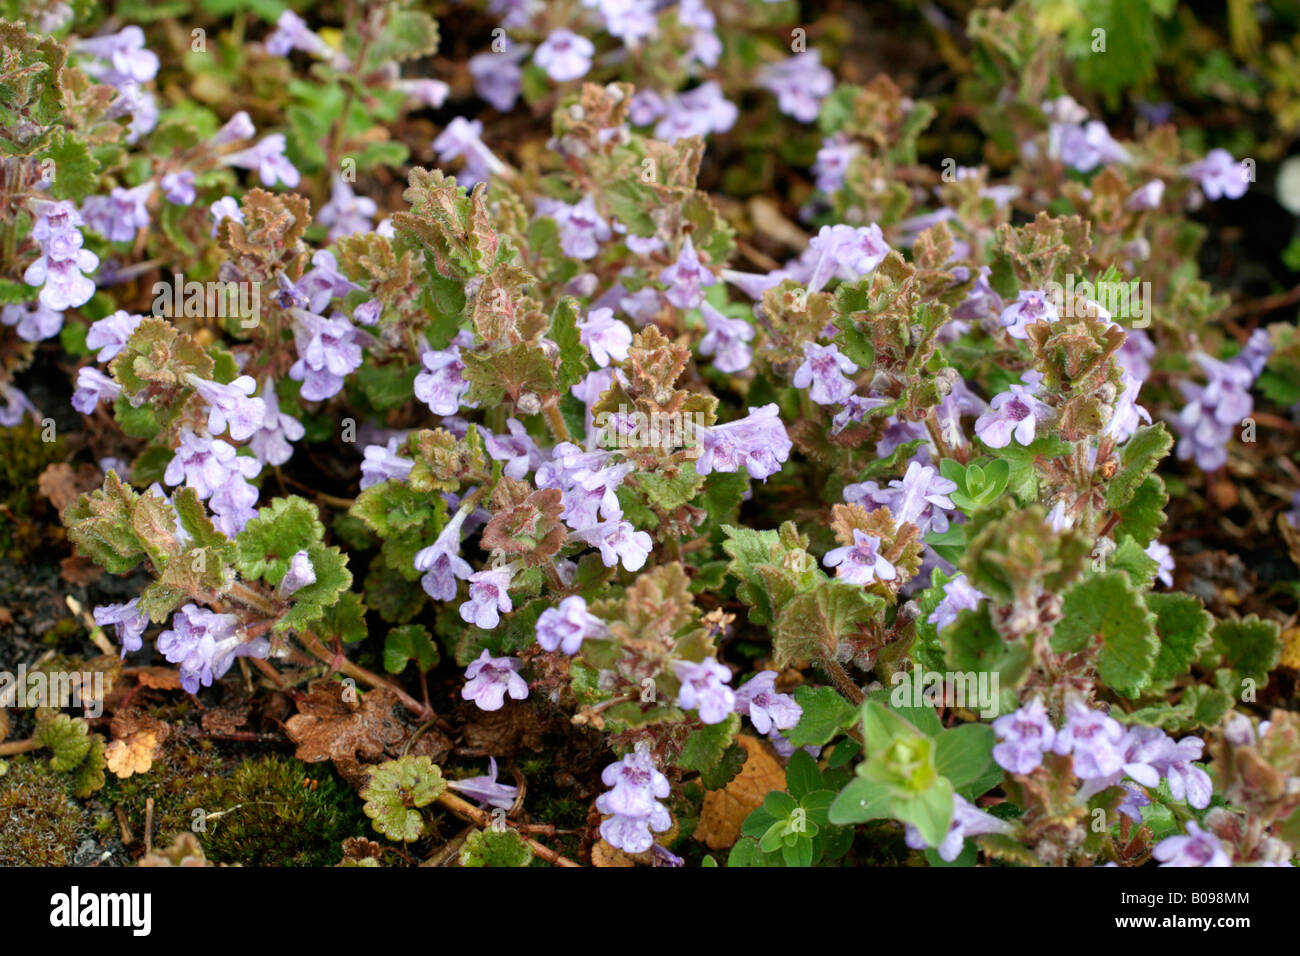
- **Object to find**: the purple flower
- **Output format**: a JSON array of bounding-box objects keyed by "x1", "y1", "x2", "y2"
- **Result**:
[
  {"x1": 76, "y1": 26, "x2": 159, "y2": 85},
  {"x1": 211, "y1": 111, "x2": 255, "y2": 148},
  {"x1": 793, "y1": 341, "x2": 858, "y2": 405},
  {"x1": 629, "y1": 89, "x2": 667, "y2": 126},
  {"x1": 484, "y1": 418, "x2": 544, "y2": 480},
  {"x1": 927, "y1": 573, "x2": 986, "y2": 635},
  {"x1": 414, "y1": 338, "x2": 471, "y2": 416},
  {"x1": 157, "y1": 603, "x2": 269, "y2": 694},
  {"x1": 317, "y1": 174, "x2": 378, "y2": 241},
  {"x1": 209, "y1": 472, "x2": 260, "y2": 537},
  {"x1": 865, "y1": 461, "x2": 957, "y2": 535},
  {"x1": 188, "y1": 373, "x2": 266, "y2": 441},
  {"x1": 82, "y1": 183, "x2": 153, "y2": 242},
  {"x1": 397, "y1": 78, "x2": 450, "y2": 109},
  {"x1": 461, "y1": 649, "x2": 528, "y2": 710},
  {"x1": 654, "y1": 82, "x2": 737, "y2": 141},
  {"x1": 698, "y1": 303, "x2": 754, "y2": 373},
  {"x1": 93, "y1": 599, "x2": 148, "y2": 657},
  {"x1": 659, "y1": 237, "x2": 715, "y2": 309},
  {"x1": 209, "y1": 196, "x2": 244, "y2": 237},
  {"x1": 1185, "y1": 148, "x2": 1250, "y2": 201},
  {"x1": 160, "y1": 170, "x2": 196, "y2": 206},
  {"x1": 555, "y1": 458, "x2": 631, "y2": 530},
  {"x1": 1126, "y1": 179, "x2": 1164, "y2": 211},
  {"x1": 360, "y1": 437, "x2": 414, "y2": 490},
  {"x1": 278, "y1": 550, "x2": 316, "y2": 597},
  {"x1": 223, "y1": 134, "x2": 301, "y2": 188},
  {"x1": 433, "y1": 117, "x2": 505, "y2": 185},
  {"x1": 1172, "y1": 348, "x2": 1261, "y2": 471},
  {"x1": 265, "y1": 10, "x2": 331, "y2": 57},
  {"x1": 1104, "y1": 371, "x2": 1152, "y2": 442},
  {"x1": 24, "y1": 200, "x2": 98, "y2": 311},
  {"x1": 248, "y1": 380, "x2": 305, "y2": 467},
  {"x1": 998, "y1": 289, "x2": 1059, "y2": 340},
  {"x1": 288, "y1": 310, "x2": 363, "y2": 401},
  {"x1": 1151, "y1": 735, "x2": 1212, "y2": 809},
  {"x1": 694, "y1": 404, "x2": 792, "y2": 481},
  {"x1": 904, "y1": 794, "x2": 1015, "y2": 862},
  {"x1": 413, "y1": 504, "x2": 474, "y2": 601},
  {"x1": 806, "y1": 223, "x2": 890, "y2": 294},
  {"x1": 1, "y1": 301, "x2": 63, "y2": 342},
  {"x1": 460, "y1": 567, "x2": 515, "y2": 630},
  {"x1": 547, "y1": 195, "x2": 612, "y2": 261},
  {"x1": 975, "y1": 380, "x2": 1049, "y2": 449},
  {"x1": 448, "y1": 757, "x2": 518, "y2": 810},
  {"x1": 813, "y1": 134, "x2": 860, "y2": 193},
  {"x1": 824, "y1": 529, "x2": 897, "y2": 585},
  {"x1": 992, "y1": 698, "x2": 1056, "y2": 774},
  {"x1": 952, "y1": 266, "x2": 1003, "y2": 322},
  {"x1": 71, "y1": 367, "x2": 122, "y2": 414},
  {"x1": 732, "y1": 671, "x2": 801, "y2": 734},
  {"x1": 163, "y1": 428, "x2": 261, "y2": 500},
  {"x1": 1051, "y1": 120, "x2": 1129, "y2": 172},
  {"x1": 0, "y1": 385, "x2": 37, "y2": 428},
  {"x1": 1053, "y1": 700, "x2": 1126, "y2": 780},
  {"x1": 469, "y1": 50, "x2": 524, "y2": 112},
  {"x1": 535, "y1": 595, "x2": 607, "y2": 654},
  {"x1": 596, "y1": 743, "x2": 672, "y2": 853},
  {"x1": 533, "y1": 29, "x2": 594, "y2": 82},
  {"x1": 574, "y1": 518, "x2": 653, "y2": 572},
  {"x1": 577, "y1": 307, "x2": 632, "y2": 367},
  {"x1": 1145, "y1": 540, "x2": 1175, "y2": 588},
  {"x1": 600, "y1": 0, "x2": 658, "y2": 42},
  {"x1": 673, "y1": 658, "x2": 735, "y2": 724},
  {"x1": 1152, "y1": 822, "x2": 1231, "y2": 867},
  {"x1": 759, "y1": 50, "x2": 834, "y2": 123}
]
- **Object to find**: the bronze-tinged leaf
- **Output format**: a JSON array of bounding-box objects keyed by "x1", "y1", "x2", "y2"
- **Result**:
[
  {"x1": 105, "y1": 730, "x2": 160, "y2": 778},
  {"x1": 134, "y1": 667, "x2": 183, "y2": 690},
  {"x1": 693, "y1": 734, "x2": 786, "y2": 850},
  {"x1": 284, "y1": 679, "x2": 409, "y2": 781}
]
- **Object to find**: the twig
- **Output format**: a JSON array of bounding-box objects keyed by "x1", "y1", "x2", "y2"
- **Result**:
[
  {"x1": 298, "y1": 629, "x2": 433, "y2": 721},
  {"x1": 0, "y1": 738, "x2": 39, "y2": 756},
  {"x1": 434, "y1": 791, "x2": 581, "y2": 868}
]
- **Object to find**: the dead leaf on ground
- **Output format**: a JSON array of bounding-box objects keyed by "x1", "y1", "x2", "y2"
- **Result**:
[
  {"x1": 591, "y1": 839, "x2": 637, "y2": 867},
  {"x1": 201, "y1": 702, "x2": 250, "y2": 735},
  {"x1": 133, "y1": 667, "x2": 183, "y2": 690},
  {"x1": 38, "y1": 463, "x2": 101, "y2": 512},
  {"x1": 461, "y1": 701, "x2": 545, "y2": 755},
  {"x1": 59, "y1": 555, "x2": 103, "y2": 587},
  {"x1": 693, "y1": 734, "x2": 786, "y2": 850},
  {"x1": 105, "y1": 730, "x2": 160, "y2": 778},
  {"x1": 284, "y1": 679, "x2": 409, "y2": 784}
]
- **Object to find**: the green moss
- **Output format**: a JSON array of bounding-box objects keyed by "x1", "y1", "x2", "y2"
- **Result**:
[
  {"x1": 0, "y1": 756, "x2": 88, "y2": 865},
  {"x1": 0, "y1": 419, "x2": 63, "y2": 556},
  {"x1": 99, "y1": 728, "x2": 225, "y2": 843},
  {"x1": 187, "y1": 755, "x2": 368, "y2": 866}
]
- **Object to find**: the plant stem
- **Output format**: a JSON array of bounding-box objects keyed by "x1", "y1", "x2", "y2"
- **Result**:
[
  {"x1": 0, "y1": 738, "x2": 38, "y2": 756},
  {"x1": 298, "y1": 629, "x2": 433, "y2": 721},
  {"x1": 434, "y1": 791, "x2": 581, "y2": 867},
  {"x1": 541, "y1": 394, "x2": 572, "y2": 444}
]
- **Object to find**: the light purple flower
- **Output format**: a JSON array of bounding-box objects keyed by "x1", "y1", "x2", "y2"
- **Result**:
[
  {"x1": 535, "y1": 595, "x2": 607, "y2": 655},
  {"x1": 413, "y1": 504, "x2": 475, "y2": 601},
  {"x1": 1152, "y1": 822, "x2": 1231, "y2": 867},
  {"x1": 288, "y1": 310, "x2": 363, "y2": 401},
  {"x1": 574, "y1": 518, "x2": 653, "y2": 571},
  {"x1": 759, "y1": 50, "x2": 834, "y2": 123},
  {"x1": 596, "y1": 742, "x2": 672, "y2": 853},
  {"x1": 209, "y1": 196, "x2": 244, "y2": 237},
  {"x1": 904, "y1": 794, "x2": 1015, "y2": 862},
  {"x1": 694, "y1": 404, "x2": 792, "y2": 481},
  {"x1": 414, "y1": 339, "x2": 471, "y2": 416},
  {"x1": 813, "y1": 134, "x2": 860, "y2": 194},
  {"x1": 163, "y1": 428, "x2": 260, "y2": 500},
  {"x1": 0, "y1": 385, "x2": 36, "y2": 427},
  {"x1": 548, "y1": 195, "x2": 612, "y2": 261},
  {"x1": 248, "y1": 380, "x2": 305, "y2": 466},
  {"x1": 1, "y1": 301, "x2": 63, "y2": 342},
  {"x1": 461, "y1": 649, "x2": 528, "y2": 710},
  {"x1": 448, "y1": 757, "x2": 519, "y2": 810},
  {"x1": 264, "y1": 10, "x2": 331, "y2": 57},
  {"x1": 998, "y1": 289, "x2": 1059, "y2": 340},
  {"x1": 856, "y1": 461, "x2": 957, "y2": 535},
  {"x1": 992, "y1": 698, "x2": 1056, "y2": 774},
  {"x1": 469, "y1": 50, "x2": 524, "y2": 112},
  {"x1": 360, "y1": 437, "x2": 414, "y2": 490},
  {"x1": 82, "y1": 182, "x2": 153, "y2": 242},
  {"x1": 93, "y1": 599, "x2": 148, "y2": 657},
  {"x1": 952, "y1": 266, "x2": 1003, "y2": 322},
  {"x1": 157, "y1": 603, "x2": 268, "y2": 695},
  {"x1": 927, "y1": 573, "x2": 986, "y2": 635},
  {"x1": 223, "y1": 134, "x2": 301, "y2": 188},
  {"x1": 484, "y1": 418, "x2": 544, "y2": 480},
  {"x1": 317, "y1": 174, "x2": 378, "y2": 241},
  {"x1": 806, "y1": 223, "x2": 890, "y2": 294},
  {"x1": 71, "y1": 367, "x2": 122, "y2": 414},
  {"x1": 1126, "y1": 179, "x2": 1164, "y2": 211},
  {"x1": 698, "y1": 303, "x2": 754, "y2": 373},
  {"x1": 673, "y1": 658, "x2": 735, "y2": 724},
  {"x1": 975, "y1": 381, "x2": 1049, "y2": 449},
  {"x1": 1186, "y1": 148, "x2": 1250, "y2": 201},
  {"x1": 160, "y1": 170, "x2": 196, "y2": 206},
  {"x1": 460, "y1": 567, "x2": 515, "y2": 630},
  {"x1": 732, "y1": 671, "x2": 800, "y2": 734},
  {"x1": 793, "y1": 341, "x2": 858, "y2": 406},
  {"x1": 433, "y1": 117, "x2": 505, "y2": 185},
  {"x1": 578, "y1": 307, "x2": 632, "y2": 367},
  {"x1": 533, "y1": 29, "x2": 594, "y2": 82},
  {"x1": 824, "y1": 529, "x2": 897, "y2": 585},
  {"x1": 1104, "y1": 370, "x2": 1152, "y2": 442},
  {"x1": 1053, "y1": 700, "x2": 1126, "y2": 780},
  {"x1": 659, "y1": 237, "x2": 715, "y2": 310},
  {"x1": 211, "y1": 111, "x2": 255, "y2": 148},
  {"x1": 654, "y1": 82, "x2": 737, "y2": 141},
  {"x1": 76, "y1": 26, "x2": 159, "y2": 85},
  {"x1": 188, "y1": 373, "x2": 266, "y2": 441},
  {"x1": 277, "y1": 549, "x2": 316, "y2": 598},
  {"x1": 1051, "y1": 120, "x2": 1129, "y2": 172},
  {"x1": 397, "y1": 78, "x2": 450, "y2": 109}
]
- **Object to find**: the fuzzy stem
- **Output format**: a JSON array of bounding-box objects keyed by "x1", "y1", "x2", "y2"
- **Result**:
[
  {"x1": 0, "y1": 738, "x2": 39, "y2": 756},
  {"x1": 541, "y1": 394, "x2": 573, "y2": 445},
  {"x1": 298, "y1": 629, "x2": 433, "y2": 721},
  {"x1": 434, "y1": 790, "x2": 581, "y2": 868}
]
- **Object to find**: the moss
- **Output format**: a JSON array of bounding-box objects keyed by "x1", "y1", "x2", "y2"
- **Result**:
[
  {"x1": 0, "y1": 756, "x2": 88, "y2": 865},
  {"x1": 187, "y1": 755, "x2": 368, "y2": 866},
  {"x1": 0, "y1": 419, "x2": 63, "y2": 557},
  {"x1": 99, "y1": 728, "x2": 225, "y2": 843}
]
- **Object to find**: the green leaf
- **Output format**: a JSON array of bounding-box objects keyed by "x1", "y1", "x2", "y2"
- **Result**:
[
  {"x1": 550, "y1": 296, "x2": 588, "y2": 390},
  {"x1": 1105, "y1": 424, "x2": 1173, "y2": 511},
  {"x1": 1211, "y1": 615, "x2": 1282, "y2": 686},
  {"x1": 785, "y1": 750, "x2": 823, "y2": 801},
  {"x1": 1145, "y1": 592, "x2": 1213, "y2": 686},
  {"x1": 458, "y1": 827, "x2": 533, "y2": 867},
  {"x1": 1052, "y1": 572, "x2": 1158, "y2": 698},
  {"x1": 34, "y1": 714, "x2": 92, "y2": 772},
  {"x1": 40, "y1": 131, "x2": 99, "y2": 202},
  {"x1": 1114, "y1": 474, "x2": 1168, "y2": 546},
  {"x1": 233, "y1": 496, "x2": 325, "y2": 584},
  {"x1": 678, "y1": 713, "x2": 741, "y2": 782},
  {"x1": 383, "y1": 624, "x2": 440, "y2": 674},
  {"x1": 360, "y1": 756, "x2": 446, "y2": 843},
  {"x1": 771, "y1": 579, "x2": 879, "y2": 669},
  {"x1": 896, "y1": 777, "x2": 955, "y2": 849},
  {"x1": 1108, "y1": 535, "x2": 1158, "y2": 588},
  {"x1": 828, "y1": 776, "x2": 895, "y2": 825},
  {"x1": 785, "y1": 685, "x2": 856, "y2": 747},
  {"x1": 721, "y1": 525, "x2": 781, "y2": 625},
  {"x1": 934, "y1": 723, "x2": 1000, "y2": 798}
]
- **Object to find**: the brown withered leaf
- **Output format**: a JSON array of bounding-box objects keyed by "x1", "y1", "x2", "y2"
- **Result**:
[
  {"x1": 134, "y1": 667, "x2": 183, "y2": 690},
  {"x1": 105, "y1": 730, "x2": 160, "y2": 778},
  {"x1": 39, "y1": 463, "x2": 102, "y2": 512},
  {"x1": 284, "y1": 679, "x2": 409, "y2": 782},
  {"x1": 338, "y1": 836, "x2": 386, "y2": 866},
  {"x1": 590, "y1": 839, "x2": 637, "y2": 867},
  {"x1": 693, "y1": 734, "x2": 786, "y2": 850},
  {"x1": 59, "y1": 554, "x2": 103, "y2": 586},
  {"x1": 461, "y1": 701, "x2": 545, "y2": 755},
  {"x1": 201, "y1": 703, "x2": 250, "y2": 735}
]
